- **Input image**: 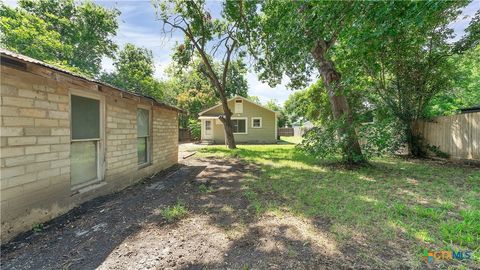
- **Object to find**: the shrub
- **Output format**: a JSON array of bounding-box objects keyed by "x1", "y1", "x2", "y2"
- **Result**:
[
  {"x1": 299, "y1": 117, "x2": 403, "y2": 162},
  {"x1": 188, "y1": 119, "x2": 201, "y2": 140}
]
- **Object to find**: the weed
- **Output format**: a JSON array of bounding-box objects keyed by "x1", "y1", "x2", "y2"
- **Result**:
[
  {"x1": 32, "y1": 223, "x2": 44, "y2": 233},
  {"x1": 162, "y1": 201, "x2": 188, "y2": 223},
  {"x1": 198, "y1": 183, "x2": 214, "y2": 193}
]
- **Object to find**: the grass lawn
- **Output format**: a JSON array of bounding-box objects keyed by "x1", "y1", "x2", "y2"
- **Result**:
[{"x1": 199, "y1": 137, "x2": 480, "y2": 269}]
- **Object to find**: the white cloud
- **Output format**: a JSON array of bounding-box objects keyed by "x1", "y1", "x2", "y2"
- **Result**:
[{"x1": 247, "y1": 73, "x2": 295, "y2": 105}]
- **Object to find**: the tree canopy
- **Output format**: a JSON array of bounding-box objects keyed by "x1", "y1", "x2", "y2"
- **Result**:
[
  {"x1": 0, "y1": 0, "x2": 119, "y2": 76},
  {"x1": 100, "y1": 43, "x2": 166, "y2": 100}
]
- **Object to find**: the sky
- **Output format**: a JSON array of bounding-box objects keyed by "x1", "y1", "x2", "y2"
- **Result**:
[{"x1": 5, "y1": 0, "x2": 480, "y2": 105}]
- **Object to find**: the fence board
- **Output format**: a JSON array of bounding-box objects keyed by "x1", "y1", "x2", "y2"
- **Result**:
[
  {"x1": 179, "y1": 128, "x2": 192, "y2": 142},
  {"x1": 413, "y1": 112, "x2": 479, "y2": 160},
  {"x1": 278, "y1": 127, "x2": 294, "y2": 137}
]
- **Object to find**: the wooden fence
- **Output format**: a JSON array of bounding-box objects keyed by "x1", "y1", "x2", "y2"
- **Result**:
[
  {"x1": 277, "y1": 127, "x2": 294, "y2": 137},
  {"x1": 413, "y1": 112, "x2": 479, "y2": 160},
  {"x1": 179, "y1": 128, "x2": 192, "y2": 142}
]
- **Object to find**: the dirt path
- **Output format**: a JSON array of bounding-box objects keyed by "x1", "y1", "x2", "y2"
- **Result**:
[{"x1": 1, "y1": 156, "x2": 357, "y2": 270}]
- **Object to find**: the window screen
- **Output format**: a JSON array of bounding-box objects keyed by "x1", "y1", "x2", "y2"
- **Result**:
[
  {"x1": 253, "y1": 118, "x2": 261, "y2": 127},
  {"x1": 71, "y1": 95, "x2": 100, "y2": 140},
  {"x1": 137, "y1": 108, "x2": 150, "y2": 165},
  {"x1": 232, "y1": 119, "x2": 246, "y2": 133},
  {"x1": 137, "y1": 108, "x2": 149, "y2": 137},
  {"x1": 137, "y1": 137, "x2": 147, "y2": 164},
  {"x1": 71, "y1": 141, "x2": 98, "y2": 187},
  {"x1": 71, "y1": 94, "x2": 101, "y2": 189}
]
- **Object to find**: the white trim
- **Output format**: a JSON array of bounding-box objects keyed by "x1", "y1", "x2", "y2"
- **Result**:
[
  {"x1": 231, "y1": 117, "x2": 248, "y2": 134},
  {"x1": 69, "y1": 89, "x2": 106, "y2": 191},
  {"x1": 251, "y1": 117, "x2": 262, "y2": 128},
  {"x1": 275, "y1": 116, "x2": 278, "y2": 141},
  {"x1": 198, "y1": 96, "x2": 279, "y2": 116},
  {"x1": 198, "y1": 116, "x2": 219, "y2": 120}
]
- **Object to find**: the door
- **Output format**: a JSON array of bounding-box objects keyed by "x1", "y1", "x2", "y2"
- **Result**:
[{"x1": 204, "y1": 120, "x2": 213, "y2": 139}]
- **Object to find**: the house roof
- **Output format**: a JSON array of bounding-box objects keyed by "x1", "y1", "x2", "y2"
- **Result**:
[
  {"x1": 198, "y1": 95, "x2": 278, "y2": 116},
  {"x1": 0, "y1": 49, "x2": 182, "y2": 112}
]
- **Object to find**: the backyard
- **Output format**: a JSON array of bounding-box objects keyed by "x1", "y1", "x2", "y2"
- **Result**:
[
  {"x1": 2, "y1": 138, "x2": 478, "y2": 269},
  {"x1": 198, "y1": 137, "x2": 480, "y2": 269}
]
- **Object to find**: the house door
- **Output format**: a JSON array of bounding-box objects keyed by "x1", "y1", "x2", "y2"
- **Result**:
[{"x1": 204, "y1": 120, "x2": 213, "y2": 139}]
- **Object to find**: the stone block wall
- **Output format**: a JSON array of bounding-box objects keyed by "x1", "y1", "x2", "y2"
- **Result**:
[{"x1": 1, "y1": 61, "x2": 178, "y2": 242}]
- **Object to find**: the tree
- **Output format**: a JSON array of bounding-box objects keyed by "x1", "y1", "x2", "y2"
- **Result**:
[
  {"x1": 251, "y1": 1, "x2": 366, "y2": 163},
  {"x1": 284, "y1": 81, "x2": 330, "y2": 124},
  {"x1": 425, "y1": 44, "x2": 480, "y2": 117},
  {"x1": 101, "y1": 43, "x2": 166, "y2": 99},
  {"x1": 153, "y1": 0, "x2": 255, "y2": 149},
  {"x1": 1, "y1": 0, "x2": 119, "y2": 76},
  {"x1": 354, "y1": 1, "x2": 467, "y2": 156}
]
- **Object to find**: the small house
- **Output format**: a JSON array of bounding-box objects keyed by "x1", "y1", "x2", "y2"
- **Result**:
[
  {"x1": 0, "y1": 49, "x2": 180, "y2": 241},
  {"x1": 198, "y1": 96, "x2": 277, "y2": 144}
]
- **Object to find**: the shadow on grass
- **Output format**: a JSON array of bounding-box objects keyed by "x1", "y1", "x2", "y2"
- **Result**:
[{"x1": 197, "y1": 145, "x2": 480, "y2": 268}]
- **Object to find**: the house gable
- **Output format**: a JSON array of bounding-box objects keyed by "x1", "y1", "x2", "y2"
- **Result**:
[{"x1": 199, "y1": 96, "x2": 278, "y2": 117}]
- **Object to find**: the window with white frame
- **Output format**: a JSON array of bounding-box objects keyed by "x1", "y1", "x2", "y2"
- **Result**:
[
  {"x1": 70, "y1": 94, "x2": 101, "y2": 189},
  {"x1": 234, "y1": 99, "x2": 243, "y2": 113},
  {"x1": 137, "y1": 108, "x2": 150, "y2": 165},
  {"x1": 231, "y1": 118, "x2": 247, "y2": 134},
  {"x1": 252, "y1": 117, "x2": 262, "y2": 128}
]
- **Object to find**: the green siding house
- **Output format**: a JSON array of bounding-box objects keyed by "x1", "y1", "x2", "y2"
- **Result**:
[{"x1": 198, "y1": 96, "x2": 277, "y2": 144}]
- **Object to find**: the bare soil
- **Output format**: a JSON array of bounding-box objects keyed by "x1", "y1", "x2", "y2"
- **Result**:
[{"x1": 2, "y1": 156, "x2": 375, "y2": 270}]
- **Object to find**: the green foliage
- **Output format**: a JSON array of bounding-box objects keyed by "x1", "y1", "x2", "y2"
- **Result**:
[
  {"x1": 358, "y1": 118, "x2": 405, "y2": 158},
  {"x1": 0, "y1": 4, "x2": 68, "y2": 64},
  {"x1": 161, "y1": 201, "x2": 188, "y2": 223},
  {"x1": 300, "y1": 116, "x2": 404, "y2": 162},
  {"x1": 284, "y1": 80, "x2": 331, "y2": 124},
  {"x1": 441, "y1": 210, "x2": 480, "y2": 249},
  {"x1": 187, "y1": 119, "x2": 201, "y2": 141},
  {"x1": 1, "y1": 0, "x2": 119, "y2": 76},
  {"x1": 425, "y1": 45, "x2": 480, "y2": 117},
  {"x1": 300, "y1": 118, "x2": 365, "y2": 163},
  {"x1": 100, "y1": 43, "x2": 165, "y2": 99}
]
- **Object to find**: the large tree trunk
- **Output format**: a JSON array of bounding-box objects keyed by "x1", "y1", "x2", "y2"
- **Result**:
[
  {"x1": 218, "y1": 95, "x2": 236, "y2": 149},
  {"x1": 312, "y1": 40, "x2": 364, "y2": 163},
  {"x1": 404, "y1": 120, "x2": 424, "y2": 157}
]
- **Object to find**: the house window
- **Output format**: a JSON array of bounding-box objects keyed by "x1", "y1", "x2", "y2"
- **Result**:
[
  {"x1": 231, "y1": 119, "x2": 247, "y2": 134},
  {"x1": 71, "y1": 95, "x2": 101, "y2": 189},
  {"x1": 234, "y1": 99, "x2": 243, "y2": 113},
  {"x1": 137, "y1": 108, "x2": 150, "y2": 165},
  {"x1": 252, "y1": 117, "x2": 262, "y2": 128}
]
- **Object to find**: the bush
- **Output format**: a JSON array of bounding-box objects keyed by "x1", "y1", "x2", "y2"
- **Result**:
[
  {"x1": 299, "y1": 117, "x2": 403, "y2": 162},
  {"x1": 188, "y1": 119, "x2": 201, "y2": 140}
]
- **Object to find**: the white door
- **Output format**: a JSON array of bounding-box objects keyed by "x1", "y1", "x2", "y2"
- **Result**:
[{"x1": 204, "y1": 120, "x2": 213, "y2": 139}]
